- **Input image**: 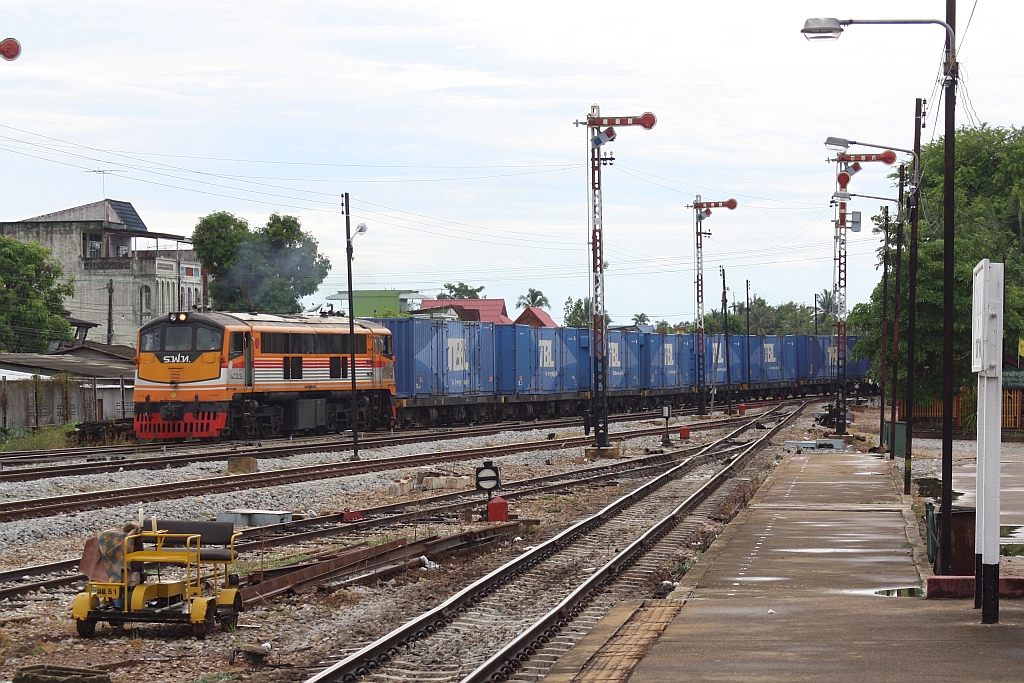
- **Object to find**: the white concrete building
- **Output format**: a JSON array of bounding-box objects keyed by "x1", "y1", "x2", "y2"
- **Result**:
[{"x1": 0, "y1": 200, "x2": 205, "y2": 347}]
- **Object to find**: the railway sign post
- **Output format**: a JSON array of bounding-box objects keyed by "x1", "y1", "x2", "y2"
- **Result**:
[
  {"x1": 972, "y1": 259, "x2": 1003, "y2": 623},
  {"x1": 689, "y1": 198, "x2": 737, "y2": 415},
  {"x1": 827, "y1": 145, "x2": 896, "y2": 435},
  {"x1": 476, "y1": 460, "x2": 501, "y2": 500},
  {"x1": 575, "y1": 105, "x2": 656, "y2": 450},
  {"x1": 0, "y1": 37, "x2": 21, "y2": 61},
  {"x1": 661, "y1": 404, "x2": 672, "y2": 447}
]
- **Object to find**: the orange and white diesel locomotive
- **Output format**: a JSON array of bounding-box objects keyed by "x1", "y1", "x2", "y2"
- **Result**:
[{"x1": 133, "y1": 311, "x2": 396, "y2": 440}]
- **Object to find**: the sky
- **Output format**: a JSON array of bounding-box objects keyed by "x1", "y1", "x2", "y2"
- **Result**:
[{"x1": 1, "y1": 0, "x2": 1020, "y2": 326}]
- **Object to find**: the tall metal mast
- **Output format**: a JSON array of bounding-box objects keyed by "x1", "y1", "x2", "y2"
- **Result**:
[
  {"x1": 689, "y1": 198, "x2": 737, "y2": 415},
  {"x1": 831, "y1": 149, "x2": 895, "y2": 434},
  {"x1": 577, "y1": 106, "x2": 656, "y2": 447}
]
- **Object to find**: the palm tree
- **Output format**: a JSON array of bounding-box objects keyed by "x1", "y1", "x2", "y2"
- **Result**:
[
  {"x1": 516, "y1": 288, "x2": 550, "y2": 310},
  {"x1": 815, "y1": 288, "x2": 836, "y2": 327},
  {"x1": 632, "y1": 312, "x2": 650, "y2": 325}
]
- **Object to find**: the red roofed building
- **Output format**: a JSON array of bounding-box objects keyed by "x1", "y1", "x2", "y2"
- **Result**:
[
  {"x1": 514, "y1": 306, "x2": 558, "y2": 328},
  {"x1": 418, "y1": 299, "x2": 514, "y2": 324}
]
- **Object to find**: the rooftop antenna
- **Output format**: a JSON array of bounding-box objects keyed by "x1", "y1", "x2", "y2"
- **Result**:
[{"x1": 85, "y1": 169, "x2": 123, "y2": 198}]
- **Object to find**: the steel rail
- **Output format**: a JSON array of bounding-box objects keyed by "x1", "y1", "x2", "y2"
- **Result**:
[
  {"x1": 302, "y1": 412, "x2": 777, "y2": 683},
  {"x1": 0, "y1": 403, "x2": 734, "y2": 465},
  {"x1": 0, "y1": 402, "x2": 781, "y2": 480},
  {"x1": 463, "y1": 403, "x2": 804, "y2": 683},
  {"x1": 0, "y1": 413, "x2": 761, "y2": 521},
  {"x1": 0, "y1": 439, "x2": 741, "y2": 601}
]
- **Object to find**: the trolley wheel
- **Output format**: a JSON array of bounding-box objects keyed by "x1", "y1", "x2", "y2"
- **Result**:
[
  {"x1": 76, "y1": 618, "x2": 96, "y2": 638},
  {"x1": 193, "y1": 619, "x2": 207, "y2": 640},
  {"x1": 220, "y1": 594, "x2": 243, "y2": 632}
]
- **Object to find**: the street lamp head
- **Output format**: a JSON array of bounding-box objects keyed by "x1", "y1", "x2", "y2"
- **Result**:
[
  {"x1": 355, "y1": 223, "x2": 368, "y2": 236},
  {"x1": 802, "y1": 17, "x2": 845, "y2": 41},
  {"x1": 825, "y1": 136, "x2": 851, "y2": 153}
]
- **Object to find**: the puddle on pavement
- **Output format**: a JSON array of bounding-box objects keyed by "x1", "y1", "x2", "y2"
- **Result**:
[
  {"x1": 875, "y1": 587, "x2": 923, "y2": 597},
  {"x1": 914, "y1": 477, "x2": 963, "y2": 501}
]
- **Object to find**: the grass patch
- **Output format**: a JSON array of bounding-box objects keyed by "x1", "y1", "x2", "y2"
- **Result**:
[
  {"x1": 194, "y1": 673, "x2": 238, "y2": 683},
  {"x1": 0, "y1": 425, "x2": 73, "y2": 453},
  {"x1": 901, "y1": 541, "x2": 916, "y2": 549}
]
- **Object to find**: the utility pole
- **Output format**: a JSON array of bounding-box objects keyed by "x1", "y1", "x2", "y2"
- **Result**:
[
  {"x1": 879, "y1": 206, "x2": 890, "y2": 445},
  {"x1": 905, "y1": 98, "x2": 925, "y2": 497},
  {"x1": 721, "y1": 266, "x2": 732, "y2": 416},
  {"x1": 691, "y1": 197, "x2": 737, "y2": 416},
  {"x1": 939, "y1": 0, "x2": 958, "y2": 578},
  {"x1": 746, "y1": 279, "x2": 751, "y2": 397},
  {"x1": 106, "y1": 279, "x2": 114, "y2": 345},
  {"x1": 814, "y1": 294, "x2": 819, "y2": 335},
  {"x1": 577, "y1": 106, "x2": 656, "y2": 447},
  {"x1": 343, "y1": 193, "x2": 360, "y2": 461},
  {"x1": 889, "y1": 167, "x2": 906, "y2": 462}
]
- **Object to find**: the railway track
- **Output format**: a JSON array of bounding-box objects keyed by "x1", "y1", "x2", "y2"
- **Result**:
[
  {"x1": 0, "y1": 412, "x2": 765, "y2": 521},
  {"x1": 304, "y1": 404, "x2": 803, "y2": 683},
  {"x1": 0, "y1": 400, "x2": 792, "y2": 472},
  {"x1": 0, "y1": 424, "x2": 761, "y2": 601}
]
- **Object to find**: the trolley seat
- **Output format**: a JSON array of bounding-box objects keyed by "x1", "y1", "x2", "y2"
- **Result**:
[{"x1": 153, "y1": 520, "x2": 241, "y2": 564}]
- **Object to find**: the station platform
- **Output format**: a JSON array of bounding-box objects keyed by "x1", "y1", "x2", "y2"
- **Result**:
[{"x1": 546, "y1": 443, "x2": 1024, "y2": 682}]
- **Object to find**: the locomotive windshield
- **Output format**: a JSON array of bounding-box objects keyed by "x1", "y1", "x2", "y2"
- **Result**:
[{"x1": 140, "y1": 324, "x2": 223, "y2": 353}]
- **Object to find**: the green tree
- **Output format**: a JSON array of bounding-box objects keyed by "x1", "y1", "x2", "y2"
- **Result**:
[
  {"x1": 0, "y1": 236, "x2": 74, "y2": 352},
  {"x1": 632, "y1": 312, "x2": 650, "y2": 325},
  {"x1": 850, "y1": 124, "x2": 1024, "y2": 404},
  {"x1": 516, "y1": 288, "x2": 550, "y2": 309},
  {"x1": 192, "y1": 212, "x2": 331, "y2": 314},
  {"x1": 436, "y1": 282, "x2": 485, "y2": 299},
  {"x1": 562, "y1": 296, "x2": 611, "y2": 328},
  {"x1": 654, "y1": 320, "x2": 673, "y2": 334}
]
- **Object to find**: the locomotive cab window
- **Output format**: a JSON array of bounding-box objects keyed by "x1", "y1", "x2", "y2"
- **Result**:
[
  {"x1": 229, "y1": 332, "x2": 245, "y2": 359},
  {"x1": 141, "y1": 328, "x2": 161, "y2": 352},
  {"x1": 195, "y1": 326, "x2": 222, "y2": 352},
  {"x1": 165, "y1": 326, "x2": 192, "y2": 351},
  {"x1": 382, "y1": 335, "x2": 393, "y2": 359}
]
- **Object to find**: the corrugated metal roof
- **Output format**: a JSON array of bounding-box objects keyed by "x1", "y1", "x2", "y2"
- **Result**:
[
  {"x1": 419, "y1": 299, "x2": 514, "y2": 324},
  {"x1": 106, "y1": 200, "x2": 148, "y2": 231},
  {"x1": 0, "y1": 353, "x2": 135, "y2": 378},
  {"x1": 24, "y1": 199, "x2": 149, "y2": 232},
  {"x1": 514, "y1": 307, "x2": 558, "y2": 328}
]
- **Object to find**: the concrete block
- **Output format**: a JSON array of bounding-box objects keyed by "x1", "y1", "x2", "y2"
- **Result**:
[
  {"x1": 387, "y1": 478, "x2": 416, "y2": 497},
  {"x1": 585, "y1": 445, "x2": 621, "y2": 459},
  {"x1": 249, "y1": 511, "x2": 292, "y2": 526},
  {"x1": 217, "y1": 509, "x2": 292, "y2": 526},
  {"x1": 227, "y1": 456, "x2": 258, "y2": 473}
]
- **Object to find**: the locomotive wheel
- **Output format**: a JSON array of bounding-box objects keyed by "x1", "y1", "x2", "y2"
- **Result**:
[
  {"x1": 76, "y1": 618, "x2": 96, "y2": 638},
  {"x1": 193, "y1": 619, "x2": 207, "y2": 639}
]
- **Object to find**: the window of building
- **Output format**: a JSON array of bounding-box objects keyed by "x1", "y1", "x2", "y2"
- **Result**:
[
  {"x1": 83, "y1": 233, "x2": 103, "y2": 258},
  {"x1": 140, "y1": 286, "x2": 152, "y2": 312}
]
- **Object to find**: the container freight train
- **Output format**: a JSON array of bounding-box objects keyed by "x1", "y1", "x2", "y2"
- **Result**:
[
  {"x1": 377, "y1": 318, "x2": 868, "y2": 427},
  {"x1": 133, "y1": 312, "x2": 868, "y2": 440}
]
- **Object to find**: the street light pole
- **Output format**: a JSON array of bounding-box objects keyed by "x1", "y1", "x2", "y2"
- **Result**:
[
  {"x1": 879, "y1": 207, "x2": 890, "y2": 446},
  {"x1": 802, "y1": 8, "x2": 958, "y2": 575},
  {"x1": 939, "y1": 0, "x2": 958, "y2": 578},
  {"x1": 890, "y1": 167, "x2": 906, "y2": 463},
  {"x1": 905, "y1": 98, "x2": 924, "y2": 498}
]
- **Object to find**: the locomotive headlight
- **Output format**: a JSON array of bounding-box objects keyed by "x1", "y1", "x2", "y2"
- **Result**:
[{"x1": 178, "y1": 313, "x2": 187, "y2": 322}]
